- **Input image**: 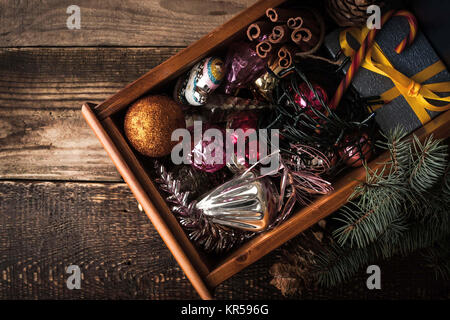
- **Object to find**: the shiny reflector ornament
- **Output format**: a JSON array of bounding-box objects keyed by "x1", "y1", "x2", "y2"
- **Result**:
[{"x1": 194, "y1": 171, "x2": 279, "y2": 232}]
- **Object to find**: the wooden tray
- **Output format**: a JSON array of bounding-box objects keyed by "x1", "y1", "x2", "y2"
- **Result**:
[{"x1": 82, "y1": 0, "x2": 450, "y2": 299}]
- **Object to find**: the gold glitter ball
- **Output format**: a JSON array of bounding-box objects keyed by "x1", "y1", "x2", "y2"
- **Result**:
[{"x1": 124, "y1": 95, "x2": 185, "y2": 157}]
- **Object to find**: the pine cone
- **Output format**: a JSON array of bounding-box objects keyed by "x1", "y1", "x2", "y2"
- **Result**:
[
  {"x1": 269, "y1": 224, "x2": 331, "y2": 296},
  {"x1": 269, "y1": 263, "x2": 302, "y2": 296},
  {"x1": 326, "y1": 0, "x2": 385, "y2": 27}
]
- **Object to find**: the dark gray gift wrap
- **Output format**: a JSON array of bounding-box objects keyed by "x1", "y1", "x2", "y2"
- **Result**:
[{"x1": 324, "y1": 16, "x2": 450, "y2": 134}]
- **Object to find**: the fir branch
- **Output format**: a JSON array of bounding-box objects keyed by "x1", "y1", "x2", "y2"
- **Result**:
[
  {"x1": 408, "y1": 135, "x2": 448, "y2": 193},
  {"x1": 314, "y1": 244, "x2": 371, "y2": 288},
  {"x1": 422, "y1": 238, "x2": 450, "y2": 281},
  {"x1": 393, "y1": 203, "x2": 449, "y2": 257},
  {"x1": 333, "y1": 130, "x2": 448, "y2": 249},
  {"x1": 443, "y1": 166, "x2": 450, "y2": 197},
  {"x1": 376, "y1": 127, "x2": 410, "y2": 176},
  {"x1": 316, "y1": 208, "x2": 449, "y2": 287},
  {"x1": 315, "y1": 176, "x2": 450, "y2": 288},
  {"x1": 311, "y1": 132, "x2": 450, "y2": 288},
  {"x1": 333, "y1": 173, "x2": 408, "y2": 249}
]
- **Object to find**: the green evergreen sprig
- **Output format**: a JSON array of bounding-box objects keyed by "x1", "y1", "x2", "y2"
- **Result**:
[
  {"x1": 422, "y1": 238, "x2": 450, "y2": 281},
  {"x1": 313, "y1": 128, "x2": 450, "y2": 287},
  {"x1": 270, "y1": 128, "x2": 449, "y2": 293},
  {"x1": 333, "y1": 129, "x2": 448, "y2": 249},
  {"x1": 409, "y1": 135, "x2": 448, "y2": 193}
]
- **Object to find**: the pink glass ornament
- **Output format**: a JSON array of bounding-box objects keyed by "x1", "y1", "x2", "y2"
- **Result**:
[
  {"x1": 223, "y1": 41, "x2": 268, "y2": 95},
  {"x1": 189, "y1": 124, "x2": 226, "y2": 173}
]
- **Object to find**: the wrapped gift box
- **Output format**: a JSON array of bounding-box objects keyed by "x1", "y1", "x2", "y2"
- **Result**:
[{"x1": 325, "y1": 15, "x2": 450, "y2": 134}]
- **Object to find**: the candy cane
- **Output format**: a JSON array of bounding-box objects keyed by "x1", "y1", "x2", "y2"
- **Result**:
[
  {"x1": 330, "y1": 10, "x2": 418, "y2": 109},
  {"x1": 392, "y1": 10, "x2": 418, "y2": 54}
]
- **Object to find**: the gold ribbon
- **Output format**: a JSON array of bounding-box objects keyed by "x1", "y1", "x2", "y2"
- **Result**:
[{"x1": 339, "y1": 27, "x2": 450, "y2": 124}]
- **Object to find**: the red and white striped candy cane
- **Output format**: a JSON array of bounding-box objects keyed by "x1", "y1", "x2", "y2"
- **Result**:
[{"x1": 330, "y1": 10, "x2": 418, "y2": 109}]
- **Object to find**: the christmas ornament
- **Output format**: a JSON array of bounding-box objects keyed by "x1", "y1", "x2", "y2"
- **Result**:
[
  {"x1": 177, "y1": 56, "x2": 224, "y2": 106},
  {"x1": 289, "y1": 146, "x2": 337, "y2": 174},
  {"x1": 222, "y1": 41, "x2": 267, "y2": 95},
  {"x1": 268, "y1": 62, "x2": 376, "y2": 163},
  {"x1": 153, "y1": 161, "x2": 250, "y2": 253},
  {"x1": 251, "y1": 71, "x2": 279, "y2": 102},
  {"x1": 280, "y1": 143, "x2": 334, "y2": 202},
  {"x1": 194, "y1": 170, "x2": 279, "y2": 232},
  {"x1": 226, "y1": 110, "x2": 259, "y2": 173},
  {"x1": 181, "y1": 211, "x2": 252, "y2": 253},
  {"x1": 190, "y1": 124, "x2": 227, "y2": 173},
  {"x1": 173, "y1": 72, "x2": 189, "y2": 106},
  {"x1": 338, "y1": 132, "x2": 372, "y2": 167},
  {"x1": 124, "y1": 95, "x2": 185, "y2": 157},
  {"x1": 326, "y1": 0, "x2": 385, "y2": 27},
  {"x1": 171, "y1": 165, "x2": 215, "y2": 200},
  {"x1": 184, "y1": 94, "x2": 273, "y2": 125},
  {"x1": 288, "y1": 82, "x2": 331, "y2": 119}
]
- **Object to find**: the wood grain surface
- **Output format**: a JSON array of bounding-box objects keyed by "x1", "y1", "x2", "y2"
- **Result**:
[
  {"x1": 0, "y1": 107, "x2": 121, "y2": 181},
  {"x1": 0, "y1": 0, "x2": 255, "y2": 47},
  {"x1": 0, "y1": 180, "x2": 199, "y2": 299},
  {"x1": 0, "y1": 47, "x2": 180, "y2": 181},
  {"x1": 0, "y1": 0, "x2": 449, "y2": 300},
  {"x1": 0, "y1": 48, "x2": 180, "y2": 108},
  {"x1": 1, "y1": 181, "x2": 447, "y2": 299}
]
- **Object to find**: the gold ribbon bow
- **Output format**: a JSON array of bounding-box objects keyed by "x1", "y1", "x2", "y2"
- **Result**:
[{"x1": 339, "y1": 27, "x2": 450, "y2": 124}]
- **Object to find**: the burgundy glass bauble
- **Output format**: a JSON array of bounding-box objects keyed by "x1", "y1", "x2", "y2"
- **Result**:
[
  {"x1": 338, "y1": 133, "x2": 373, "y2": 167},
  {"x1": 290, "y1": 82, "x2": 332, "y2": 119}
]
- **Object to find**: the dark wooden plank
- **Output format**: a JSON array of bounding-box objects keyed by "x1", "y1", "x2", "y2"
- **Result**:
[
  {"x1": 0, "y1": 180, "x2": 282, "y2": 299},
  {"x1": 0, "y1": 47, "x2": 180, "y2": 108},
  {"x1": 0, "y1": 0, "x2": 256, "y2": 47},
  {"x1": 0, "y1": 180, "x2": 448, "y2": 299},
  {"x1": 0, "y1": 180, "x2": 199, "y2": 299},
  {"x1": 0, "y1": 107, "x2": 122, "y2": 181},
  {"x1": 0, "y1": 47, "x2": 180, "y2": 181}
]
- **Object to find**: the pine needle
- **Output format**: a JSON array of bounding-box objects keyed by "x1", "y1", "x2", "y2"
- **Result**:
[{"x1": 314, "y1": 130, "x2": 450, "y2": 287}]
